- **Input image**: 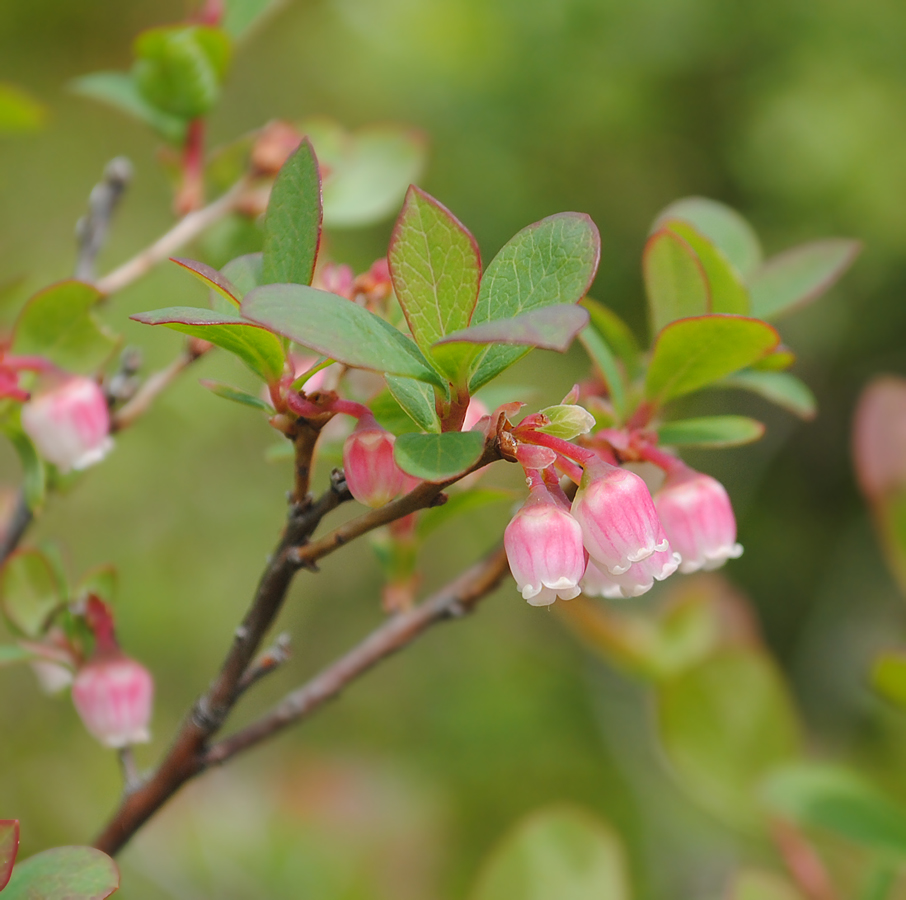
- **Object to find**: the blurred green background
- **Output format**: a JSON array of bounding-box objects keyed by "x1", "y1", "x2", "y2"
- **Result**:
[{"x1": 2, "y1": 0, "x2": 906, "y2": 897}]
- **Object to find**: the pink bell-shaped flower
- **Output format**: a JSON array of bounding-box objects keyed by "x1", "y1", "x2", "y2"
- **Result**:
[
  {"x1": 580, "y1": 548, "x2": 680, "y2": 599},
  {"x1": 570, "y1": 460, "x2": 671, "y2": 575},
  {"x1": 71, "y1": 598, "x2": 153, "y2": 749},
  {"x1": 504, "y1": 482, "x2": 587, "y2": 607},
  {"x1": 21, "y1": 376, "x2": 112, "y2": 473},
  {"x1": 342, "y1": 416, "x2": 406, "y2": 508},
  {"x1": 654, "y1": 466, "x2": 743, "y2": 573}
]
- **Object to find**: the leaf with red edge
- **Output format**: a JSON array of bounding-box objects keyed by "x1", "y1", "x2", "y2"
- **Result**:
[
  {"x1": 171, "y1": 257, "x2": 240, "y2": 308},
  {"x1": 435, "y1": 305, "x2": 588, "y2": 352},
  {"x1": 0, "y1": 548, "x2": 63, "y2": 638},
  {"x1": 0, "y1": 820, "x2": 19, "y2": 891},
  {"x1": 644, "y1": 228, "x2": 710, "y2": 335},
  {"x1": 3, "y1": 846, "x2": 119, "y2": 899}
]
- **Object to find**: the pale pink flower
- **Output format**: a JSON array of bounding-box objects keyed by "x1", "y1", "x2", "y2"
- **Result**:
[
  {"x1": 654, "y1": 467, "x2": 743, "y2": 573},
  {"x1": 21, "y1": 377, "x2": 112, "y2": 473},
  {"x1": 462, "y1": 397, "x2": 489, "y2": 431},
  {"x1": 570, "y1": 460, "x2": 671, "y2": 575},
  {"x1": 504, "y1": 485, "x2": 587, "y2": 606},
  {"x1": 342, "y1": 418, "x2": 406, "y2": 508},
  {"x1": 580, "y1": 550, "x2": 680, "y2": 599}
]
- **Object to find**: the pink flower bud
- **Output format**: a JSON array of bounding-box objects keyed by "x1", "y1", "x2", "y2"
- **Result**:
[
  {"x1": 570, "y1": 461, "x2": 671, "y2": 575},
  {"x1": 581, "y1": 549, "x2": 680, "y2": 599},
  {"x1": 654, "y1": 468, "x2": 743, "y2": 573},
  {"x1": 20, "y1": 377, "x2": 112, "y2": 473},
  {"x1": 342, "y1": 418, "x2": 406, "y2": 508},
  {"x1": 462, "y1": 397, "x2": 489, "y2": 431},
  {"x1": 504, "y1": 485, "x2": 587, "y2": 606},
  {"x1": 72, "y1": 655, "x2": 154, "y2": 748}
]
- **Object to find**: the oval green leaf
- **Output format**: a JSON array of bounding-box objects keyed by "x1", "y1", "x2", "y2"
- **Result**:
[
  {"x1": 469, "y1": 807, "x2": 629, "y2": 900},
  {"x1": 131, "y1": 307, "x2": 285, "y2": 382},
  {"x1": 437, "y1": 304, "x2": 588, "y2": 352},
  {"x1": 644, "y1": 228, "x2": 710, "y2": 336},
  {"x1": 578, "y1": 323, "x2": 626, "y2": 421},
  {"x1": 384, "y1": 375, "x2": 441, "y2": 433},
  {"x1": 2, "y1": 420, "x2": 46, "y2": 511},
  {"x1": 580, "y1": 298, "x2": 641, "y2": 378},
  {"x1": 394, "y1": 431, "x2": 485, "y2": 482},
  {"x1": 200, "y1": 379, "x2": 274, "y2": 412},
  {"x1": 645, "y1": 315, "x2": 779, "y2": 408},
  {"x1": 721, "y1": 370, "x2": 817, "y2": 420},
  {"x1": 262, "y1": 138, "x2": 322, "y2": 287},
  {"x1": 761, "y1": 764, "x2": 906, "y2": 859},
  {"x1": 0, "y1": 820, "x2": 19, "y2": 891},
  {"x1": 749, "y1": 239, "x2": 861, "y2": 321},
  {"x1": 0, "y1": 549, "x2": 64, "y2": 638},
  {"x1": 469, "y1": 213, "x2": 600, "y2": 391},
  {"x1": 4, "y1": 846, "x2": 119, "y2": 900},
  {"x1": 656, "y1": 415, "x2": 765, "y2": 448},
  {"x1": 220, "y1": 253, "x2": 263, "y2": 300},
  {"x1": 171, "y1": 257, "x2": 240, "y2": 308}
]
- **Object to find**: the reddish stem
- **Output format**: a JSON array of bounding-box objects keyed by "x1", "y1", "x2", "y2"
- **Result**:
[
  {"x1": 175, "y1": 119, "x2": 206, "y2": 215},
  {"x1": 636, "y1": 441, "x2": 685, "y2": 476},
  {"x1": 514, "y1": 428, "x2": 597, "y2": 466}
]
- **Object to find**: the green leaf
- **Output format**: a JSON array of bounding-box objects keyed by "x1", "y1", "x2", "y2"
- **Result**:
[
  {"x1": 645, "y1": 315, "x2": 779, "y2": 407},
  {"x1": 663, "y1": 219, "x2": 749, "y2": 315},
  {"x1": 872, "y1": 652, "x2": 906, "y2": 710},
  {"x1": 261, "y1": 139, "x2": 322, "y2": 287},
  {"x1": 643, "y1": 228, "x2": 710, "y2": 335},
  {"x1": 394, "y1": 431, "x2": 485, "y2": 482},
  {"x1": 749, "y1": 239, "x2": 861, "y2": 321},
  {"x1": 729, "y1": 871, "x2": 803, "y2": 900},
  {"x1": 0, "y1": 645, "x2": 39, "y2": 666},
  {"x1": 4, "y1": 846, "x2": 119, "y2": 900},
  {"x1": 656, "y1": 415, "x2": 765, "y2": 448},
  {"x1": 223, "y1": 0, "x2": 286, "y2": 39},
  {"x1": 469, "y1": 213, "x2": 600, "y2": 391},
  {"x1": 241, "y1": 284, "x2": 443, "y2": 385},
  {"x1": 220, "y1": 253, "x2": 263, "y2": 301},
  {"x1": 536, "y1": 405, "x2": 596, "y2": 440},
  {"x1": 578, "y1": 324, "x2": 626, "y2": 421},
  {"x1": 721, "y1": 370, "x2": 817, "y2": 420},
  {"x1": 69, "y1": 72, "x2": 187, "y2": 144},
  {"x1": 0, "y1": 549, "x2": 64, "y2": 638},
  {"x1": 13, "y1": 280, "x2": 117, "y2": 373},
  {"x1": 200, "y1": 379, "x2": 274, "y2": 412},
  {"x1": 75, "y1": 564, "x2": 117, "y2": 606},
  {"x1": 656, "y1": 650, "x2": 801, "y2": 825},
  {"x1": 3, "y1": 421, "x2": 46, "y2": 511},
  {"x1": 469, "y1": 807, "x2": 629, "y2": 900},
  {"x1": 580, "y1": 298, "x2": 641, "y2": 378},
  {"x1": 654, "y1": 197, "x2": 763, "y2": 278},
  {"x1": 0, "y1": 83, "x2": 45, "y2": 134},
  {"x1": 0, "y1": 820, "x2": 18, "y2": 891},
  {"x1": 131, "y1": 307, "x2": 285, "y2": 382},
  {"x1": 436, "y1": 305, "x2": 589, "y2": 353},
  {"x1": 752, "y1": 347, "x2": 796, "y2": 371},
  {"x1": 761, "y1": 764, "x2": 906, "y2": 859},
  {"x1": 172, "y1": 257, "x2": 240, "y2": 308},
  {"x1": 384, "y1": 375, "x2": 441, "y2": 433},
  {"x1": 419, "y1": 488, "x2": 513, "y2": 539},
  {"x1": 388, "y1": 186, "x2": 481, "y2": 382},
  {"x1": 302, "y1": 118, "x2": 427, "y2": 228},
  {"x1": 133, "y1": 25, "x2": 231, "y2": 120}
]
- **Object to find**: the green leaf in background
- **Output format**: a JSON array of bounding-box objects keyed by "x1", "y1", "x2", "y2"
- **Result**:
[
  {"x1": 656, "y1": 650, "x2": 802, "y2": 825},
  {"x1": 469, "y1": 807, "x2": 629, "y2": 900},
  {"x1": 0, "y1": 645, "x2": 39, "y2": 666},
  {"x1": 369, "y1": 388, "x2": 426, "y2": 435},
  {"x1": 469, "y1": 213, "x2": 600, "y2": 391},
  {"x1": 654, "y1": 196, "x2": 763, "y2": 279},
  {"x1": 223, "y1": 0, "x2": 287, "y2": 39},
  {"x1": 729, "y1": 871, "x2": 803, "y2": 900},
  {"x1": 388, "y1": 186, "x2": 481, "y2": 382},
  {"x1": 69, "y1": 72, "x2": 187, "y2": 144},
  {"x1": 0, "y1": 83, "x2": 45, "y2": 134},
  {"x1": 13, "y1": 280, "x2": 117, "y2": 373},
  {"x1": 418, "y1": 487, "x2": 513, "y2": 539},
  {"x1": 752, "y1": 347, "x2": 796, "y2": 371},
  {"x1": 302, "y1": 118, "x2": 428, "y2": 228},
  {"x1": 0, "y1": 820, "x2": 19, "y2": 891},
  {"x1": 749, "y1": 239, "x2": 862, "y2": 320},
  {"x1": 2, "y1": 421, "x2": 46, "y2": 511},
  {"x1": 133, "y1": 25, "x2": 231, "y2": 120},
  {"x1": 0, "y1": 549, "x2": 64, "y2": 638},
  {"x1": 131, "y1": 307, "x2": 285, "y2": 382},
  {"x1": 645, "y1": 315, "x2": 779, "y2": 408},
  {"x1": 872, "y1": 652, "x2": 906, "y2": 709},
  {"x1": 656, "y1": 415, "x2": 765, "y2": 448},
  {"x1": 200, "y1": 379, "x2": 274, "y2": 412},
  {"x1": 74, "y1": 564, "x2": 117, "y2": 606},
  {"x1": 394, "y1": 431, "x2": 485, "y2": 481},
  {"x1": 3, "y1": 846, "x2": 119, "y2": 900},
  {"x1": 761, "y1": 764, "x2": 906, "y2": 859},
  {"x1": 580, "y1": 298, "x2": 641, "y2": 378},
  {"x1": 662, "y1": 218, "x2": 749, "y2": 315},
  {"x1": 261, "y1": 139, "x2": 322, "y2": 287},
  {"x1": 241, "y1": 284, "x2": 443, "y2": 385},
  {"x1": 721, "y1": 370, "x2": 817, "y2": 420},
  {"x1": 384, "y1": 375, "x2": 441, "y2": 433},
  {"x1": 536, "y1": 404, "x2": 596, "y2": 440},
  {"x1": 578, "y1": 323, "x2": 626, "y2": 421},
  {"x1": 436, "y1": 304, "x2": 589, "y2": 352},
  {"x1": 172, "y1": 257, "x2": 240, "y2": 308},
  {"x1": 643, "y1": 228, "x2": 710, "y2": 335},
  {"x1": 220, "y1": 253, "x2": 263, "y2": 301}
]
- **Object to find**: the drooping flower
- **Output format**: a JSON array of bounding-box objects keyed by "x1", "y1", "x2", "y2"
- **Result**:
[
  {"x1": 21, "y1": 377, "x2": 112, "y2": 473},
  {"x1": 654, "y1": 466, "x2": 743, "y2": 573},
  {"x1": 504, "y1": 483, "x2": 587, "y2": 606},
  {"x1": 580, "y1": 549, "x2": 680, "y2": 599},
  {"x1": 570, "y1": 460, "x2": 671, "y2": 575},
  {"x1": 342, "y1": 416, "x2": 406, "y2": 508}
]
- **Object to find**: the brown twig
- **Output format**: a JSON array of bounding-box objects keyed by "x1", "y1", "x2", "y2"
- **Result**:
[
  {"x1": 75, "y1": 157, "x2": 133, "y2": 281},
  {"x1": 0, "y1": 489, "x2": 32, "y2": 567},
  {"x1": 235, "y1": 633, "x2": 291, "y2": 697}
]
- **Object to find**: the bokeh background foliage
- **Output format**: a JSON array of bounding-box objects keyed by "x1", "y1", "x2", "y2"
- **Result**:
[{"x1": 2, "y1": 0, "x2": 906, "y2": 897}]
